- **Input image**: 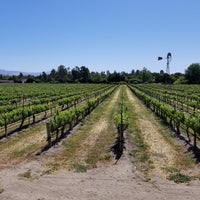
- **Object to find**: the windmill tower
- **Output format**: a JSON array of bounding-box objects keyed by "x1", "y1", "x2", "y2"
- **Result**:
[
  {"x1": 158, "y1": 52, "x2": 172, "y2": 74},
  {"x1": 166, "y1": 52, "x2": 172, "y2": 74}
]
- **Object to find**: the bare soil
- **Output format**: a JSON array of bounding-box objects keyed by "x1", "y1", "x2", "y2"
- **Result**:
[{"x1": 0, "y1": 86, "x2": 200, "y2": 200}]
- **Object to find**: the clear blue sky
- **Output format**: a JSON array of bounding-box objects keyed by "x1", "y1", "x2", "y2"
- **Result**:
[{"x1": 0, "y1": 0, "x2": 199, "y2": 74}]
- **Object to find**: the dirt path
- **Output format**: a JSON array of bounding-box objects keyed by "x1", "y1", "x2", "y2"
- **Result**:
[
  {"x1": 126, "y1": 87, "x2": 180, "y2": 177},
  {"x1": 65, "y1": 88, "x2": 120, "y2": 166},
  {"x1": 1, "y1": 129, "x2": 199, "y2": 200}
]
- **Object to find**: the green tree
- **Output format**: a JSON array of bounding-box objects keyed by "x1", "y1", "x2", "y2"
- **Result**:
[
  {"x1": 57, "y1": 65, "x2": 68, "y2": 83},
  {"x1": 80, "y1": 66, "x2": 90, "y2": 83},
  {"x1": 90, "y1": 72, "x2": 102, "y2": 83},
  {"x1": 71, "y1": 66, "x2": 81, "y2": 82},
  {"x1": 185, "y1": 63, "x2": 200, "y2": 84},
  {"x1": 49, "y1": 69, "x2": 56, "y2": 82},
  {"x1": 19, "y1": 72, "x2": 24, "y2": 79},
  {"x1": 107, "y1": 71, "x2": 125, "y2": 82},
  {"x1": 41, "y1": 71, "x2": 48, "y2": 82},
  {"x1": 163, "y1": 73, "x2": 172, "y2": 84},
  {"x1": 141, "y1": 67, "x2": 152, "y2": 83},
  {"x1": 131, "y1": 69, "x2": 135, "y2": 75}
]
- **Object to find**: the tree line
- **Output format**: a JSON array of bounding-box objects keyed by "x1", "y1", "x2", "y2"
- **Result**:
[{"x1": 1, "y1": 63, "x2": 200, "y2": 84}]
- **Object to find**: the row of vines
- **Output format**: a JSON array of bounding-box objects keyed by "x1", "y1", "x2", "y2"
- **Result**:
[
  {"x1": 129, "y1": 84, "x2": 200, "y2": 148},
  {"x1": 46, "y1": 86, "x2": 116, "y2": 146},
  {"x1": 0, "y1": 83, "x2": 114, "y2": 138},
  {"x1": 112, "y1": 86, "x2": 129, "y2": 160}
]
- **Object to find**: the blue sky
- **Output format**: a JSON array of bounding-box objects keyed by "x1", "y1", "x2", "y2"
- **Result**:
[{"x1": 0, "y1": 0, "x2": 199, "y2": 74}]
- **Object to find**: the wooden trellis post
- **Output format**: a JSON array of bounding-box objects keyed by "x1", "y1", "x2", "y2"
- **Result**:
[{"x1": 46, "y1": 122, "x2": 52, "y2": 147}]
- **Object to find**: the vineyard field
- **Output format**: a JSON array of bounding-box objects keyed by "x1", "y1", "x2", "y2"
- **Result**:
[
  {"x1": 0, "y1": 83, "x2": 115, "y2": 139},
  {"x1": 0, "y1": 84, "x2": 200, "y2": 200},
  {"x1": 129, "y1": 84, "x2": 200, "y2": 150}
]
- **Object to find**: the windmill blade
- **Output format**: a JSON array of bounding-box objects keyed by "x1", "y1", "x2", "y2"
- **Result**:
[
  {"x1": 167, "y1": 52, "x2": 172, "y2": 62},
  {"x1": 167, "y1": 52, "x2": 172, "y2": 58}
]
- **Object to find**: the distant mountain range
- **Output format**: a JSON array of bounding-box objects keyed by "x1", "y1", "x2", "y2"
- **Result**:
[{"x1": 0, "y1": 69, "x2": 41, "y2": 76}]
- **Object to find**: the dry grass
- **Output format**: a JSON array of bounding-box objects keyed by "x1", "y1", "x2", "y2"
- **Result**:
[
  {"x1": 123, "y1": 88, "x2": 152, "y2": 179},
  {"x1": 125, "y1": 86, "x2": 195, "y2": 179},
  {"x1": 18, "y1": 169, "x2": 39, "y2": 181},
  {"x1": 0, "y1": 123, "x2": 46, "y2": 167},
  {"x1": 46, "y1": 88, "x2": 121, "y2": 171}
]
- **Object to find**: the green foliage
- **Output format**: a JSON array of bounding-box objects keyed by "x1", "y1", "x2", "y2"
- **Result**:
[
  {"x1": 162, "y1": 167, "x2": 191, "y2": 183},
  {"x1": 49, "y1": 110, "x2": 76, "y2": 132},
  {"x1": 129, "y1": 83, "x2": 200, "y2": 148},
  {"x1": 167, "y1": 172, "x2": 191, "y2": 183},
  {"x1": 185, "y1": 63, "x2": 200, "y2": 84},
  {"x1": 49, "y1": 86, "x2": 116, "y2": 133},
  {"x1": 114, "y1": 112, "x2": 129, "y2": 132},
  {"x1": 173, "y1": 76, "x2": 187, "y2": 84},
  {"x1": 186, "y1": 112, "x2": 200, "y2": 134},
  {"x1": 0, "y1": 84, "x2": 113, "y2": 135},
  {"x1": 113, "y1": 90, "x2": 129, "y2": 132},
  {"x1": 173, "y1": 109, "x2": 185, "y2": 123},
  {"x1": 2, "y1": 63, "x2": 200, "y2": 84},
  {"x1": 71, "y1": 162, "x2": 87, "y2": 172}
]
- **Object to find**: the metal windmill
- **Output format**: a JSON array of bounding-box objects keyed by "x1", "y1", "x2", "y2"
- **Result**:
[{"x1": 158, "y1": 52, "x2": 172, "y2": 74}]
